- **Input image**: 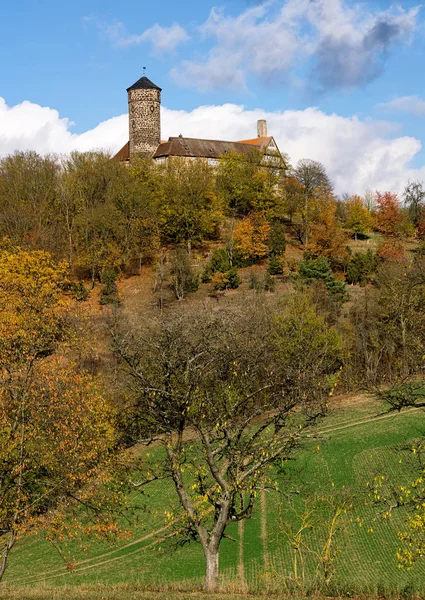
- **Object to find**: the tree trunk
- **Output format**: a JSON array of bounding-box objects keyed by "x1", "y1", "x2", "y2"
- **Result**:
[
  {"x1": 304, "y1": 192, "x2": 309, "y2": 247},
  {"x1": 68, "y1": 230, "x2": 73, "y2": 268},
  {"x1": 204, "y1": 546, "x2": 219, "y2": 593},
  {"x1": 0, "y1": 530, "x2": 15, "y2": 582}
]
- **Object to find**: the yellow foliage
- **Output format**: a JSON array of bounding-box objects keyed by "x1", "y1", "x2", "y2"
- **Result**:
[
  {"x1": 0, "y1": 244, "x2": 120, "y2": 579},
  {"x1": 233, "y1": 212, "x2": 271, "y2": 261}
]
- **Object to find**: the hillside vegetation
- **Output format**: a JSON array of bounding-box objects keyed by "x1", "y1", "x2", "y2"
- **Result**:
[{"x1": 2, "y1": 149, "x2": 425, "y2": 597}]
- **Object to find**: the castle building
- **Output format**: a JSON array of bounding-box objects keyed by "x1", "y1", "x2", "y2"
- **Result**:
[{"x1": 114, "y1": 75, "x2": 285, "y2": 170}]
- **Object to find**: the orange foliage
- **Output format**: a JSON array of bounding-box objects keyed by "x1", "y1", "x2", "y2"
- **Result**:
[
  {"x1": 377, "y1": 238, "x2": 405, "y2": 262},
  {"x1": 374, "y1": 191, "x2": 402, "y2": 236},
  {"x1": 416, "y1": 217, "x2": 425, "y2": 239},
  {"x1": 307, "y1": 190, "x2": 349, "y2": 267},
  {"x1": 233, "y1": 213, "x2": 271, "y2": 261},
  {"x1": 0, "y1": 245, "x2": 122, "y2": 579}
]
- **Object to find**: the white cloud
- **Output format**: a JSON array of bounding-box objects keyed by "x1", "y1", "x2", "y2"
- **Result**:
[
  {"x1": 171, "y1": 55, "x2": 247, "y2": 92},
  {"x1": 0, "y1": 97, "x2": 127, "y2": 156},
  {"x1": 92, "y1": 19, "x2": 189, "y2": 54},
  {"x1": 172, "y1": 0, "x2": 419, "y2": 92},
  {"x1": 1, "y1": 96, "x2": 425, "y2": 196},
  {"x1": 378, "y1": 95, "x2": 425, "y2": 116}
]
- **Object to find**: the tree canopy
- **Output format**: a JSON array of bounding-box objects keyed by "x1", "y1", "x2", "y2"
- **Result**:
[{"x1": 112, "y1": 295, "x2": 342, "y2": 591}]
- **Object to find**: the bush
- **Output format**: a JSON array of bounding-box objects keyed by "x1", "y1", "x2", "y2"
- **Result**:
[
  {"x1": 249, "y1": 272, "x2": 260, "y2": 290},
  {"x1": 268, "y1": 220, "x2": 286, "y2": 255},
  {"x1": 250, "y1": 271, "x2": 275, "y2": 292},
  {"x1": 377, "y1": 238, "x2": 405, "y2": 262},
  {"x1": 268, "y1": 254, "x2": 286, "y2": 275},
  {"x1": 415, "y1": 241, "x2": 425, "y2": 256},
  {"x1": 346, "y1": 250, "x2": 377, "y2": 286},
  {"x1": 210, "y1": 267, "x2": 241, "y2": 290},
  {"x1": 202, "y1": 248, "x2": 231, "y2": 282},
  {"x1": 298, "y1": 256, "x2": 330, "y2": 281},
  {"x1": 170, "y1": 249, "x2": 199, "y2": 300},
  {"x1": 209, "y1": 248, "x2": 231, "y2": 273},
  {"x1": 264, "y1": 271, "x2": 275, "y2": 292},
  {"x1": 226, "y1": 267, "x2": 241, "y2": 289},
  {"x1": 298, "y1": 257, "x2": 346, "y2": 298},
  {"x1": 71, "y1": 280, "x2": 89, "y2": 302},
  {"x1": 100, "y1": 268, "x2": 119, "y2": 305}
]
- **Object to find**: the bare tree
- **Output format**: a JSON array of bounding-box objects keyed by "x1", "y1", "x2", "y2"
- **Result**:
[
  {"x1": 111, "y1": 294, "x2": 342, "y2": 592},
  {"x1": 403, "y1": 180, "x2": 425, "y2": 227}
]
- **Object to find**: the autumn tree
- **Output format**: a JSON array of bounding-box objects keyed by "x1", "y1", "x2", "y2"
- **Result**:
[
  {"x1": 374, "y1": 191, "x2": 403, "y2": 236},
  {"x1": 0, "y1": 151, "x2": 162, "y2": 274},
  {"x1": 293, "y1": 159, "x2": 333, "y2": 245},
  {"x1": 61, "y1": 152, "x2": 128, "y2": 280},
  {"x1": 346, "y1": 258, "x2": 425, "y2": 388},
  {"x1": 284, "y1": 176, "x2": 304, "y2": 224},
  {"x1": 306, "y1": 189, "x2": 349, "y2": 269},
  {"x1": 126, "y1": 157, "x2": 163, "y2": 265},
  {"x1": 112, "y1": 295, "x2": 342, "y2": 592},
  {"x1": 0, "y1": 151, "x2": 61, "y2": 256},
  {"x1": 233, "y1": 212, "x2": 271, "y2": 262},
  {"x1": 216, "y1": 150, "x2": 284, "y2": 217},
  {"x1": 376, "y1": 237, "x2": 405, "y2": 262},
  {"x1": 0, "y1": 363, "x2": 118, "y2": 580},
  {"x1": 368, "y1": 378, "x2": 425, "y2": 572},
  {"x1": 0, "y1": 245, "x2": 119, "y2": 579},
  {"x1": 345, "y1": 195, "x2": 374, "y2": 239},
  {"x1": 158, "y1": 158, "x2": 222, "y2": 253},
  {"x1": 366, "y1": 249, "x2": 425, "y2": 575},
  {"x1": 58, "y1": 152, "x2": 160, "y2": 279}
]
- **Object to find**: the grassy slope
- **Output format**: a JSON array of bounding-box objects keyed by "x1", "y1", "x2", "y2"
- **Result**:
[{"x1": 4, "y1": 397, "x2": 425, "y2": 595}]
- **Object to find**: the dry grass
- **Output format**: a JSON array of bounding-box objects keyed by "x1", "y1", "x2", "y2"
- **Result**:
[
  {"x1": 2, "y1": 586, "x2": 425, "y2": 600},
  {"x1": 0, "y1": 583, "x2": 283, "y2": 600}
]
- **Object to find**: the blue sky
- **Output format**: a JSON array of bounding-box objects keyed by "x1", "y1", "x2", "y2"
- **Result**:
[{"x1": 1, "y1": 0, "x2": 425, "y2": 194}]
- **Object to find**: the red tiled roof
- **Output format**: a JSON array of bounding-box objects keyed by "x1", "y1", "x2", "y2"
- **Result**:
[
  {"x1": 112, "y1": 142, "x2": 130, "y2": 162},
  {"x1": 237, "y1": 136, "x2": 272, "y2": 148}
]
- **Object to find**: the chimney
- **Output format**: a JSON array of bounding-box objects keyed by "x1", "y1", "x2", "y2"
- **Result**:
[{"x1": 257, "y1": 119, "x2": 267, "y2": 138}]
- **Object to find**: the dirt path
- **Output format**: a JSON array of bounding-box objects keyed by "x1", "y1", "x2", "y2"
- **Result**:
[{"x1": 318, "y1": 405, "x2": 422, "y2": 436}]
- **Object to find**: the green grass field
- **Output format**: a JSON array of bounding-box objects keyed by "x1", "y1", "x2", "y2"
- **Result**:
[{"x1": 4, "y1": 396, "x2": 425, "y2": 597}]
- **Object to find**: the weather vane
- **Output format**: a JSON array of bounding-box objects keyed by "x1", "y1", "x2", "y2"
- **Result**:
[{"x1": 143, "y1": 66, "x2": 146, "y2": 76}]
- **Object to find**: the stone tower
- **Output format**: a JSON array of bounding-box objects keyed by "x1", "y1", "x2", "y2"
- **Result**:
[{"x1": 127, "y1": 75, "x2": 161, "y2": 159}]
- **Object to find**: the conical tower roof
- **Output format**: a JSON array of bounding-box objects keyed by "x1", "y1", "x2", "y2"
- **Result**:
[{"x1": 127, "y1": 76, "x2": 162, "y2": 92}]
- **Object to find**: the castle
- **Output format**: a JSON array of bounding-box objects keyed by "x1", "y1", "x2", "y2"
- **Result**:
[{"x1": 114, "y1": 74, "x2": 285, "y2": 169}]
